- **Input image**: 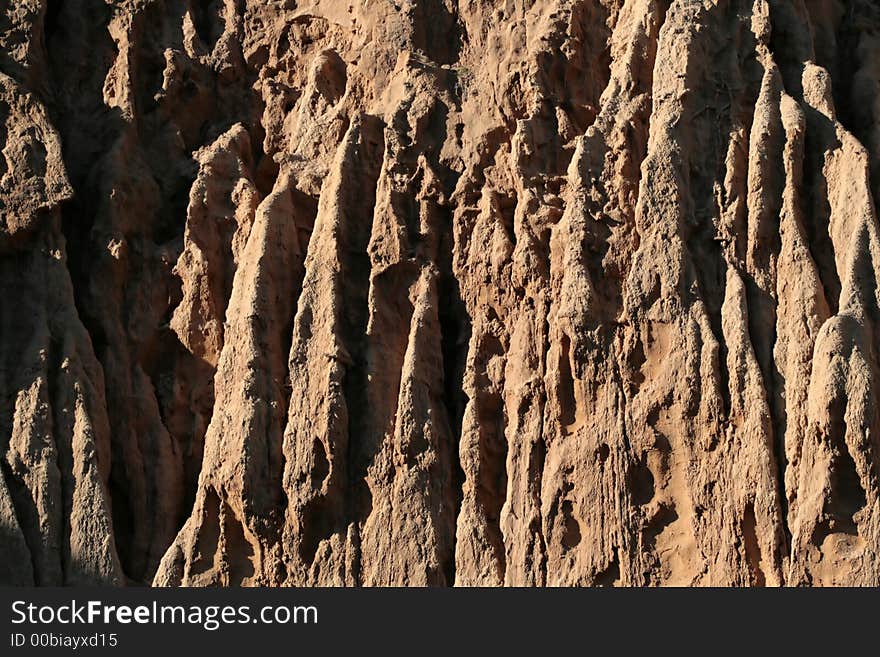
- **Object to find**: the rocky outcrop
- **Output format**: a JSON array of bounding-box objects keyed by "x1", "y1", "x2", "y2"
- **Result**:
[{"x1": 2, "y1": 0, "x2": 880, "y2": 586}]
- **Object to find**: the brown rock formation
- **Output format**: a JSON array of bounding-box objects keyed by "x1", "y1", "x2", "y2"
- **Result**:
[{"x1": 2, "y1": 0, "x2": 880, "y2": 586}]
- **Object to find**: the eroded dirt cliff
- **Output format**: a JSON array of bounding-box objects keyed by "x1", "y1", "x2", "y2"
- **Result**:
[{"x1": 2, "y1": 0, "x2": 880, "y2": 586}]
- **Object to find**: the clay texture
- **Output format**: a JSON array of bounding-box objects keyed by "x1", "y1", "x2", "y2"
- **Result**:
[{"x1": 2, "y1": 0, "x2": 880, "y2": 586}]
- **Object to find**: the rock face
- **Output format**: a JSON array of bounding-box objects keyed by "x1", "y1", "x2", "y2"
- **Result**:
[{"x1": 1, "y1": 0, "x2": 880, "y2": 587}]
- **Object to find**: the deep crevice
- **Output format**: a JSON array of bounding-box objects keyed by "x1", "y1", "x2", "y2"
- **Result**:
[{"x1": 437, "y1": 203, "x2": 469, "y2": 587}]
